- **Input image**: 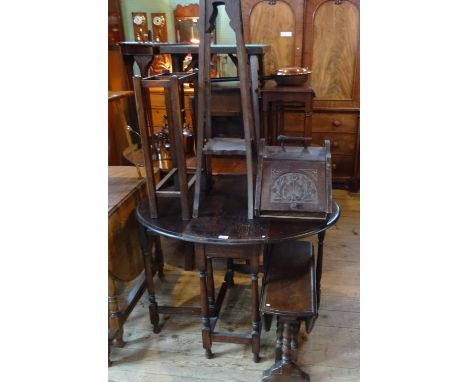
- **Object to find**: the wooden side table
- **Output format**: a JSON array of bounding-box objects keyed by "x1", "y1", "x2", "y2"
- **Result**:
[
  {"x1": 261, "y1": 81, "x2": 316, "y2": 145},
  {"x1": 108, "y1": 166, "x2": 150, "y2": 365},
  {"x1": 136, "y1": 175, "x2": 340, "y2": 362}
]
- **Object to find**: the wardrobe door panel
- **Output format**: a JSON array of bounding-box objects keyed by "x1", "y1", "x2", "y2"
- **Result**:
[
  {"x1": 250, "y1": 1, "x2": 294, "y2": 73},
  {"x1": 304, "y1": 0, "x2": 360, "y2": 108},
  {"x1": 242, "y1": 0, "x2": 304, "y2": 74}
]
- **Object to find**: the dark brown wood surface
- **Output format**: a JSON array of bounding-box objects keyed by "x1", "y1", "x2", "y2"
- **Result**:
[
  {"x1": 137, "y1": 175, "x2": 340, "y2": 245},
  {"x1": 108, "y1": 166, "x2": 147, "y2": 361},
  {"x1": 159, "y1": 43, "x2": 271, "y2": 55},
  {"x1": 108, "y1": 166, "x2": 145, "y2": 281},
  {"x1": 261, "y1": 241, "x2": 316, "y2": 317}
]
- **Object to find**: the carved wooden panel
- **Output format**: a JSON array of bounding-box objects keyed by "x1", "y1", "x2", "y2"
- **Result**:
[
  {"x1": 241, "y1": 0, "x2": 304, "y2": 75},
  {"x1": 255, "y1": 142, "x2": 332, "y2": 219},
  {"x1": 304, "y1": 0, "x2": 360, "y2": 108}
]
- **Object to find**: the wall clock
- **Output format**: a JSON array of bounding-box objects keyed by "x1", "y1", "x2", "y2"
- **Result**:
[
  {"x1": 153, "y1": 15, "x2": 164, "y2": 26},
  {"x1": 132, "y1": 12, "x2": 149, "y2": 41},
  {"x1": 133, "y1": 15, "x2": 146, "y2": 26},
  {"x1": 151, "y1": 13, "x2": 168, "y2": 42}
]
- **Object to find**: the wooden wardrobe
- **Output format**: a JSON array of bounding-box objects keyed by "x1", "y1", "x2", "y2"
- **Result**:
[{"x1": 241, "y1": 0, "x2": 360, "y2": 190}]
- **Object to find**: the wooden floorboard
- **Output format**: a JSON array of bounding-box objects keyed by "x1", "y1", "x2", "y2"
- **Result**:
[{"x1": 108, "y1": 188, "x2": 359, "y2": 381}]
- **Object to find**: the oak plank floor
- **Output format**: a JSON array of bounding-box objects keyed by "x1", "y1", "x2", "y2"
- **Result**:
[{"x1": 109, "y1": 189, "x2": 359, "y2": 382}]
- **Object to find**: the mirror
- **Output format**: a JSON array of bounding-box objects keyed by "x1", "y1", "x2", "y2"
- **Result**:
[
  {"x1": 173, "y1": 3, "x2": 215, "y2": 44},
  {"x1": 175, "y1": 17, "x2": 200, "y2": 43}
]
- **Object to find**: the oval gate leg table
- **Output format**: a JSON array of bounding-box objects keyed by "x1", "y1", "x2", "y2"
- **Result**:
[{"x1": 136, "y1": 175, "x2": 340, "y2": 361}]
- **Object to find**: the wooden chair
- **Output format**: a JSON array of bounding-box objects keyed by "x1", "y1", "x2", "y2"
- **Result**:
[
  {"x1": 260, "y1": 241, "x2": 319, "y2": 382},
  {"x1": 195, "y1": 243, "x2": 263, "y2": 363},
  {"x1": 133, "y1": 71, "x2": 198, "y2": 220},
  {"x1": 193, "y1": 0, "x2": 258, "y2": 219}
]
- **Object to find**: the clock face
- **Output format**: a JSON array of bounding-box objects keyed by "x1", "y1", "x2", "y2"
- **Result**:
[
  {"x1": 133, "y1": 15, "x2": 145, "y2": 26},
  {"x1": 153, "y1": 16, "x2": 164, "y2": 26}
]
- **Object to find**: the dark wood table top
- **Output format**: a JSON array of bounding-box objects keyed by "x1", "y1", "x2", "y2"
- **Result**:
[
  {"x1": 159, "y1": 43, "x2": 271, "y2": 55},
  {"x1": 261, "y1": 80, "x2": 315, "y2": 94},
  {"x1": 119, "y1": 42, "x2": 270, "y2": 55},
  {"x1": 137, "y1": 175, "x2": 340, "y2": 245}
]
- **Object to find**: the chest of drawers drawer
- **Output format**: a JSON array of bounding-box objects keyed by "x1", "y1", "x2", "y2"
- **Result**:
[
  {"x1": 330, "y1": 155, "x2": 355, "y2": 177},
  {"x1": 149, "y1": 89, "x2": 166, "y2": 106},
  {"x1": 309, "y1": 111, "x2": 359, "y2": 133},
  {"x1": 311, "y1": 132, "x2": 357, "y2": 156},
  {"x1": 150, "y1": 108, "x2": 166, "y2": 129}
]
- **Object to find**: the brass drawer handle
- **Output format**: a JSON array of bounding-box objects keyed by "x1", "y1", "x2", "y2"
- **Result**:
[
  {"x1": 332, "y1": 163, "x2": 337, "y2": 170},
  {"x1": 332, "y1": 141, "x2": 339, "y2": 148},
  {"x1": 332, "y1": 120, "x2": 342, "y2": 127}
]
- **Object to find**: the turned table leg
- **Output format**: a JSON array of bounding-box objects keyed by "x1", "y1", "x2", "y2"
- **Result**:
[
  {"x1": 250, "y1": 248, "x2": 261, "y2": 363},
  {"x1": 154, "y1": 235, "x2": 164, "y2": 278},
  {"x1": 138, "y1": 225, "x2": 160, "y2": 333},
  {"x1": 195, "y1": 244, "x2": 213, "y2": 359},
  {"x1": 206, "y1": 257, "x2": 216, "y2": 316},
  {"x1": 275, "y1": 319, "x2": 283, "y2": 362},
  {"x1": 317, "y1": 231, "x2": 326, "y2": 309},
  {"x1": 108, "y1": 275, "x2": 125, "y2": 347}
]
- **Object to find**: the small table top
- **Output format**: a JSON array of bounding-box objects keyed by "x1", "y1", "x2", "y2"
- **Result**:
[
  {"x1": 261, "y1": 80, "x2": 315, "y2": 94},
  {"x1": 137, "y1": 175, "x2": 340, "y2": 245},
  {"x1": 108, "y1": 166, "x2": 145, "y2": 215}
]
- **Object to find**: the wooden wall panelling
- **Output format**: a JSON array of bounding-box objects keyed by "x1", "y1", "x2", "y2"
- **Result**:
[
  {"x1": 132, "y1": 12, "x2": 149, "y2": 42},
  {"x1": 241, "y1": 0, "x2": 305, "y2": 74}
]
